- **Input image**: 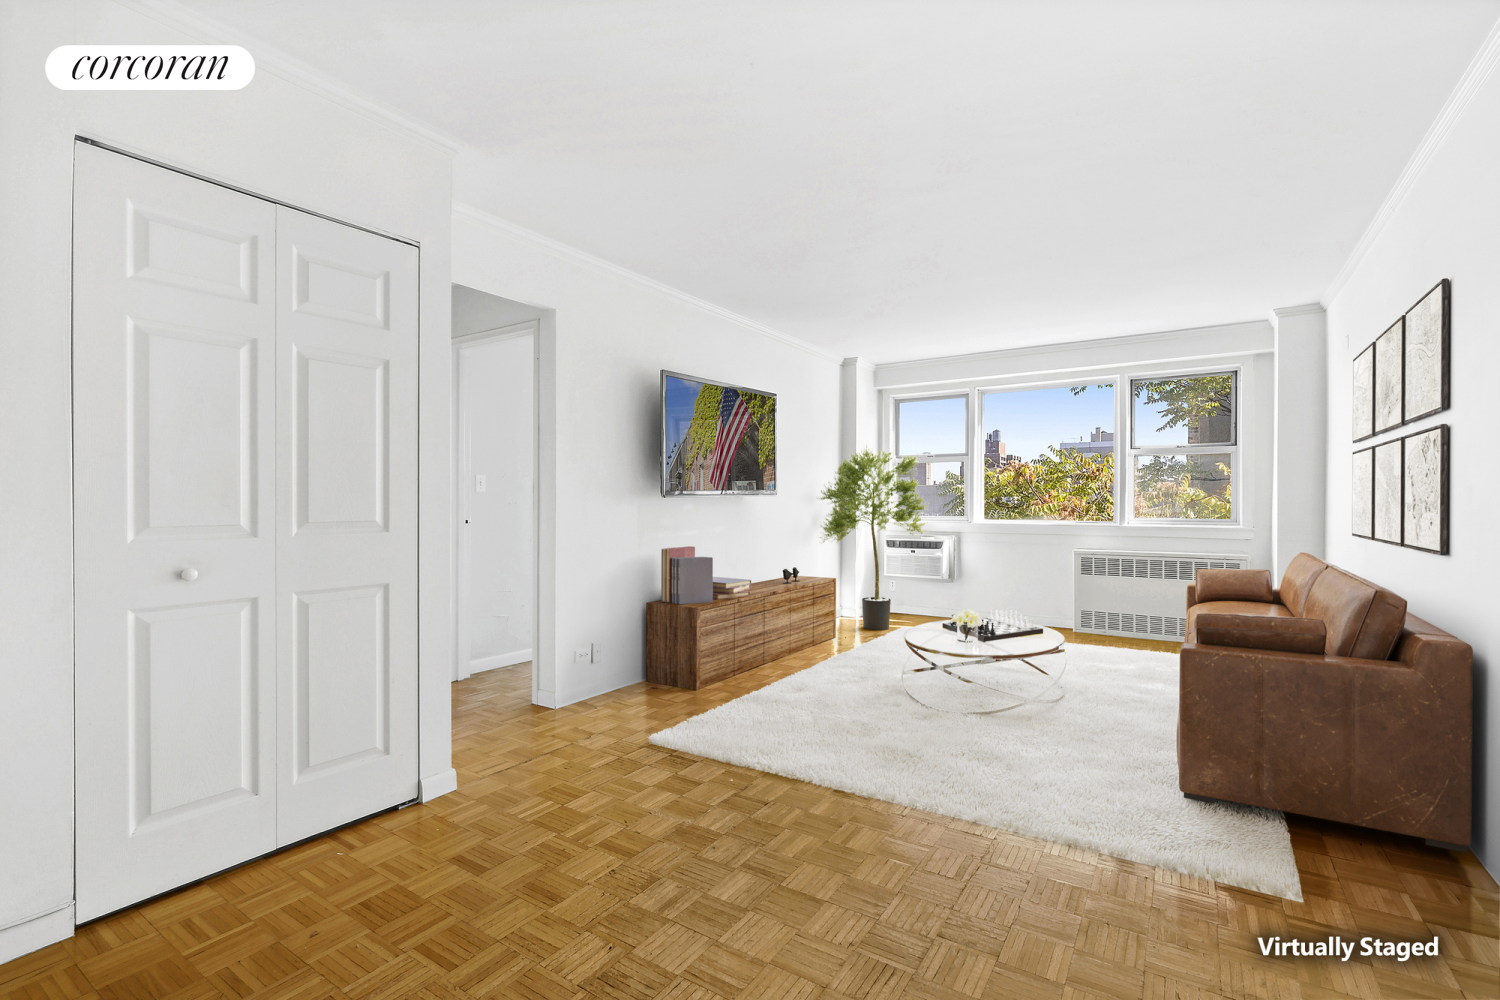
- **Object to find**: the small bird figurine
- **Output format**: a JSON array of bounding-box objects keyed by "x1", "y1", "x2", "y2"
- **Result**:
[
  {"x1": 791, "y1": 567, "x2": 799, "y2": 582},
  {"x1": 782, "y1": 568, "x2": 791, "y2": 583}
]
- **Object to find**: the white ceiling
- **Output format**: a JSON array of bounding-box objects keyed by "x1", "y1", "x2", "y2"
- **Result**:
[{"x1": 193, "y1": 0, "x2": 1500, "y2": 363}]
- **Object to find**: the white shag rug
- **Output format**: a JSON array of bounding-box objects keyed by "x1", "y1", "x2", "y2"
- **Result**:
[{"x1": 651, "y1": 629, "x2": 1302, "y2": 900}]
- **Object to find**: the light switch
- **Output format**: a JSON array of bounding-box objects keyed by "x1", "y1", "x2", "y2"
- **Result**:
[{"x1": 475, "y1": 474, "x2": 486, "y2": 493}]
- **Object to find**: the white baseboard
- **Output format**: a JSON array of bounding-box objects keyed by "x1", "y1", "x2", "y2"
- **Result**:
[
  {"x1": 419, "y1": 768, "x2": 458, "y2": 802},
  {"x1": 0, "y1": 903, "x2": 73, "y2": 965},
  {"x1": 469, "y1": 649, "x2": 532, "y2": 673}
]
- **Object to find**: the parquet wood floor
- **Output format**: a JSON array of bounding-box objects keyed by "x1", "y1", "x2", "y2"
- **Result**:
[{"x1": 4, "y1": 616, "x2": 1495, "y2": 1000}]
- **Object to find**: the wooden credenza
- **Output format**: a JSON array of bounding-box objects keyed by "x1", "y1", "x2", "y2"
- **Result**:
[{"x1": 646, "y1": 576, "x2": 836, "y2": 689}]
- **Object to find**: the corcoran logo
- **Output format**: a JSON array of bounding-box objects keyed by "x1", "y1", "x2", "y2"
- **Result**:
[{"x1": 46, "y1": 45, "x2": 254, "y2": 90}]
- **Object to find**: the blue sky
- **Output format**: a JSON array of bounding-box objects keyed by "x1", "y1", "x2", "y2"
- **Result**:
[
  {"x1": 898, "y1": 385, "x2": 1117, "y2": 462},
  {"x1": 984, "y1": 385, "x2": 1115, "y2": 461},
  {"x1": 663, "y1": 374, "x2": 701, "y2": 458}
]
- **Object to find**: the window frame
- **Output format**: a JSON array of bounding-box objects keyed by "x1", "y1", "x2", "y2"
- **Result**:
[
  {"x1": 891, "y1": 390, "x2": 970, "y2": 520},
  {"x1": 1124, "y1": 367, "x2": 1241, "y2": 526},
  {"x1": 973, "y1": 377, "x2": 1121, "y2": 525}
]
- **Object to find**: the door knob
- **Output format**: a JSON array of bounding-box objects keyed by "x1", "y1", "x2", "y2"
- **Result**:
[{"x1": 179, "y1": 568, "x2": 199, "y2": 582}]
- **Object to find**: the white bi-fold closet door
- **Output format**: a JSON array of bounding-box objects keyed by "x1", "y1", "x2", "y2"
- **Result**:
[{"x1": 73, "y1": 142, "x2": 419, "y2": 922}]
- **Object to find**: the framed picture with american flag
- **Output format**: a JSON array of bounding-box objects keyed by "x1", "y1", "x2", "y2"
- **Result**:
[{"x1": 661, "y1": 370, "x2": 776, "y2": 496}]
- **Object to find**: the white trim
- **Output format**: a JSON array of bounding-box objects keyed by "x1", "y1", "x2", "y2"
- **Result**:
[
  {"x1": 112, "y1": 0, "x2": 464, "y2": 157},
  {"x1": 841, "y1": 357, "x2": 876, "y2": 371},
  {"x1": 1272, "y1": 303, "x2": 1325, "y2": 320},
  {"x1": 0, "y1": 904, "x2": 73, "y2": 966},
  {"x1": 453, "y1": 203, "x2": 842, "y2": 364},
  {"x1": 1322, "y1": 16, "x2": 1500, "y2": 305},
  {"x1": 419, "y1": 769, "x2": 458, "y2": 802},
  {"x1": 874, "y1": 320, "x2": 1272, "y2": 386},
  {"x1": 470, "y1": 649, "x2": 532, "y2": 673},
  {"x1": 451, "y1": 321, "x2": 541, "y2": 687}
]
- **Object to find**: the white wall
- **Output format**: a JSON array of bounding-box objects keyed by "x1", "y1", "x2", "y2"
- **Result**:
[
  {"x1": 837, "y1": 358, "x2": 879, "y2": 615},
  {"x1": 0, "y1": 0, "x2": 455, "y2": 961},
  {"x1": 1324, "y1": 41, "x2": 1500, "y2": 869},
  {"x1": 452, "y1": 207, "x2": 843, "y2": 707},
  {"x1": 457, "y1": 333, "x2": 536, "y2": 669},
  {"x1": 867, "y1": 324, "x2": 1277, "y2": 622}
]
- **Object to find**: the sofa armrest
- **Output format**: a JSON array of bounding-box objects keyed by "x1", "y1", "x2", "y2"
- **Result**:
[
  {"x1": 1194, "y1": 613, "x2": 1325, "y2": 654},
  {"x1": 1194, "y1": 568, "x2": 1273, "y2": 604}
]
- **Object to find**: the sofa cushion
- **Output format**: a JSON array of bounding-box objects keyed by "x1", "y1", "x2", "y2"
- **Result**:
[
  {"x1": 1303, "y1": 567, "x2": 1408, "y2": 660},
  {"x1": 1279, "y1": 552, "x2": 1328, "y2": 617},
  {"x1": 1193, "y1": 612, "x2": 1327, "y2": 654},
  {"x1": 1195, "y1": 568, "x2": 1273, "y2": 604},
  {"x1": 1186, "y1": 600, "x2": 1293, "y2": 643}
]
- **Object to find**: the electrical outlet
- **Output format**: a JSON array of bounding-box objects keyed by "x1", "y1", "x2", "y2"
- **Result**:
[
  {"x1": 574, "y1": 647, "x2": 591, "y2": 663},
  {"x1": 475, "y1": 474, "x2": 486, "y2": 493},
  {"x1": 591, "y1": 643, "x2": 602, "y2": 664}
]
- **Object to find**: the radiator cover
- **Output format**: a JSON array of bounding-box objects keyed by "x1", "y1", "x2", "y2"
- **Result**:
[{"x1": 1073, "y1": 549, "x2": 1249, "y2": 640}]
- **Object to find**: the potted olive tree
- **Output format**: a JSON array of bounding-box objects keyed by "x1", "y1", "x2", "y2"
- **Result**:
[{"x1": 820, "y1": 450, "x2": 925, "y2": 630}]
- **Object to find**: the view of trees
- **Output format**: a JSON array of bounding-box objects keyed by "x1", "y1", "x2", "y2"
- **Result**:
[
  {"x1": 1133, "y1": 456, "x2": 1232, "y2": 519},
  {"x1": 936, "y1": 447, "x2": 1115, "y2": 521},
  {"x1": 918, "y1": 373, "x2": 1235, "y2": 521}
]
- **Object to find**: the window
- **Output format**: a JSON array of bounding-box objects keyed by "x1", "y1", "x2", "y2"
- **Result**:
[
  {"x1": 1128, "y1": 372, "x2": 1236, "y2": 520},
  {"x1": 894, "y1": 394, "x2": 967, "y2": 516},
  {"x1": 978, "y1": 383, "x2": 1115, "y2": 521}
]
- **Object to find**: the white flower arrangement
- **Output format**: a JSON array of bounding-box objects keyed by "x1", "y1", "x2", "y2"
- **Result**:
[{"x1": 953, "y1": 609, "x2": 980, "y2": 627}]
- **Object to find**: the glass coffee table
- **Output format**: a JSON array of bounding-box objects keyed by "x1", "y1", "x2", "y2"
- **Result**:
[{"x1": 901, "y1": 621, "x2": 1066, "y2": 714}]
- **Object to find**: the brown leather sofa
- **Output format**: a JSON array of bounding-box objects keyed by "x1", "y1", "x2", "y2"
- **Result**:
[{"x1": 1178, "y1": 552, "x2": 1472, "y2": 844}]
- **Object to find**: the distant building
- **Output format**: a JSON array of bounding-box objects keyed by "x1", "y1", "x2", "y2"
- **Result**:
[
  {"x1": 983, "y1": 429, "x2": 1008, "y2": 469},
  {"x1": 1059, "y1": 426, "x2": 1114, "y2": 457}
]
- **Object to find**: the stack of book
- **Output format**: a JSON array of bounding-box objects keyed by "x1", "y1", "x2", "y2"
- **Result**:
[
  {"x1": 663, "y1": 549, "x2": 713, "y2": 604},
  {"x1": 660, "y1": 546, "x2": 695, "y2": 602},
  {"x1": 713, "y1": 577, "x2": 751, "y2": 598}
]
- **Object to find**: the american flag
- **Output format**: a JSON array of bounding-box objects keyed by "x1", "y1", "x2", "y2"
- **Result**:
[{"x1": 708, "y1": 387, "x2": 753, "y2": 490}]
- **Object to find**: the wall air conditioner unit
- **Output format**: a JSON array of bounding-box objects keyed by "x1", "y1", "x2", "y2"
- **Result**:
[
  {"x1": 884, "y1": 533, "x2": 956, "y2": 581},
  {"x1": 1074, "y1": 550, "x2": 1249, "y2": 640}
]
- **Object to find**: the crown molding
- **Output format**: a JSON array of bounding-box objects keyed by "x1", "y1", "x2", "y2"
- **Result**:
[
  {"x1": 453, "y1": 202, "x2": 843, "y2": 365},
  {"x1": 841, "y1": 357, "x2": 876, "y2": 370},
  {"x1": 110, "y1": 0, "x2": 464, "y2": 157},
  {"x1": 872, "y1": 318, "x2": 1272, "y2": 381},
  {"x1": 1323, "y1": 15, "x2": 1500, "y2": 305},
  {"x1": 1272, "y1": 303, "x2": 1325, "y2": 319}
]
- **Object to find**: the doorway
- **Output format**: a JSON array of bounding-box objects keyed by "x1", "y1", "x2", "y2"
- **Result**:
[{"x1": 451, "y1": 286, "x2": 541, "y2": 703}]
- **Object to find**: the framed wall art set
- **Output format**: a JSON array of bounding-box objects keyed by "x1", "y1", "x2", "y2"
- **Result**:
[{"x1": 1350, "y1": 279, "x2": 1450, "y2": 554}]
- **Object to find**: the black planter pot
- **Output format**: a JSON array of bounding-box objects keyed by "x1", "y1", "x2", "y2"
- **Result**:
[{"x1": 862, "y1": 597, "x2": 891, "y2": 631}]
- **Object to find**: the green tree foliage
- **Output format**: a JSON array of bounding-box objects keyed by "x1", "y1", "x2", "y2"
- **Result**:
[
  {"x1": 1133, "y1": 374, "x2": 1234, "y2": 433},
  {"x1": 683, "y1": 384, "x2": 723, "y2": 470},
  {"x1": 820, "y1": 450, "x2": 924, "y2": 600},
  {"x1": 938, "y1": 448, "x2": 1114, "y2": 521},
  {"x1": 1133, "y1": 457, "x2": 1232, "y2": 519},
  {"x1": 741, "y1": 392, "x2": 775, "y2": 469},
  {"x1": 685, "y1": 386, "x2": 777, "y2": 472},
  {"x1": 1074, "y1": 374, "x2": 1233, "y2": 434}
]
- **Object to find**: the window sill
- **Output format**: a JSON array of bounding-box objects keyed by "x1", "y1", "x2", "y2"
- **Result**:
[{"x1": 916, "y1": 520, "x2": 1255, "y2": 539}]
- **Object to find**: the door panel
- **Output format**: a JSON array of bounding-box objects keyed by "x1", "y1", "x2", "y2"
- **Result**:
[
  {"x1": 130, "y1": 321, "x2": 257, "y2": 538},
  {"x1": 74, "y1": 143, "x2": 278, "y2": 922},
  {"x1": 276, "y1": 206, "x2": 419, "y2": 844},
  {"x1": 295, "y1": 585, "x2": 388, "y2": 774},
  {"x1": 296, "y1": 349, "x2": 388, "y2": 531},
  {"x1": 130, "y1": 599, "x2": 258, "y2": 822}
]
